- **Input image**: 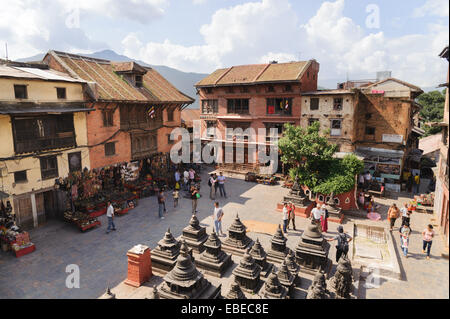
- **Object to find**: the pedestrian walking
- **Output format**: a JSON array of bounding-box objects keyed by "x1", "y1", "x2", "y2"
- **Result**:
[
  {"x1": 213, "y1": 202, "x2": 225, "y2": 236},
  {"x1": 413, "y1": 173, "x2": 420, "y2": 195},
  {"x1": 189, "y1": 168, "x2": 196, "y2": 186},
  {"x1": 407, "y1": 172, "x2": 413, "y2": 193},
  {"x1": 399, "y1": 222, "x2": 412, "y2": 257},
  {"x1": 320, "y1": 206, "x2": 329, "y2": 233},
  {"x1": 387, "y1": 203, "x2": 400, "y2": 231},
  {"x1": 287, "y1": 202, "x2": 296, "y2": 231},
  {"x1": 311, "y1": 203, "x2": 322, "y2": 228},
  {"x1": 326, "y1": 226, "x2": 352, "y2": 262},
  {"x1": 217, "y1": 172, "x2": 227, "y2": 198},
  {"x1": 282, "y1": 203, "x2": 289, "y2": 234},
  {"x1": 174, "y1": 170, "x2": 181, "y2": 187},
  {"x1": 157, "y1": 190, "x2": 165, "y2": 219},
  {"x1": 209, "y1": 173, "x2": 217, "y2": 200},
  {"x1": 173, "y1": 189, "x2": 179, "y2": 208},
  {"x1": 191, "y1": 186, "x2": 199, "y2": 214},
  {"x1": 422, "y1": 224, "x2": 435, "y2": 260},
  {"x1": 358, "y1": 174, "x2": 365, "y2": 189},
  {"x1": 183, "y1": 169, "x2": 189, "y2": 191},
  {"x1": 106, "y1": 201, "x2": 116, "y2": 234},
  {"x1": 400, "y1": 203, "x2": 412, "y2": 226}
]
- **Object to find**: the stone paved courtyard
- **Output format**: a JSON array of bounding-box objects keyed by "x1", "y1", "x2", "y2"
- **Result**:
[{"x1": 0, "y1": 166, "x2": 448, "y2": 299}]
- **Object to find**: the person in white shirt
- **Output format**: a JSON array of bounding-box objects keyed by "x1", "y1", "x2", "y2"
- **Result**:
[
  {"x1": 217, "y1": 172, "x2": 227, "y2": 198},
  {"x1": 213, "y1": 202, "x2": 225, "y2": 236},
  {"x1": 311, "y1": 203, "x2": 322, "y2": 227},
  {"x1": 282, "y1": 203, "x2": 289, "y2": 234},
  {"x1": 400, "y1": 203, "x2": 411, "y2": 226},
  {"x1": 183, "y1": 170, "x2": 189, "y2": 191},
  {"x1": 106, "y1": 201, "x2": 116, "y2": 234}
]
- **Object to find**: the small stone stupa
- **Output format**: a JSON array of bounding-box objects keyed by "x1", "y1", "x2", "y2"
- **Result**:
[
  {"x1": 222, "y1": 213, "x2": 253, "y2": 256},
  {"x1": 330, "y1": 255, "x2": 353, "y2": 299},
  {"x1": 277, "y1": 259, "x2": 296, "y2": 296},
  {"x1": 249, "y1": 238, "x2": 273, "y2": 277},
  {"x1": 285, "y1": 249, "x2": 300, "y2": 275},
  {"x1": 295, "y1": 221, "x2": 330, "y2": 272},
  {"x1": 158, "y1": 241, "x2": 221, "y2": 299},
  {"x1": 267, "y1": 225, "x2": 289, "y2": 264},
  {"x1": 259, "y1": 270, "x2": 288, "y2": 299},
  {"x1": 195, "y1": 231, "x2": 233, "y2": 278},
  {"x1": 322, "y1": 193, "x2": 342, "y2": 221},
  {"x1": 232, "y1": 249, "x2": 262, "y2": 293},
  {"x1": 181, "y1": 214, "x2": 208, "y2": 253},
  {"x1": 306, "y1": 272, "x2": 330, "y2": 299},
  {"x1": 151, "y1": 228, "x2": 181, "y2": 274},
  {"x1": 225, "y1": 281, "x2": 247, "y2": 299},
  {"x1": 283, "y1": 181, "x2": 309, "y2": 206}
]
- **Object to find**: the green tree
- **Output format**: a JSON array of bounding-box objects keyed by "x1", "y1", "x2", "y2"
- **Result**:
[
  {"x1": 417, "y1": 89, "x2": 446, "y2": 136},
  {"x1": 278, "y1": 122, "x2": 364, "y2": 194}
]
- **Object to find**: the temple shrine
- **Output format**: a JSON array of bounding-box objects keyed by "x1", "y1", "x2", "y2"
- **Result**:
[
  {"x1": 278, "y1": 181, "x2": 313, "y2": 218},
  {"x1": 285, "y1": 250, "x2": 300, "y2": 275},
  {"x1": 306, "y1": 272, "x2": 330, "y2": 299},
  {"x1": 330, "y1": 255, "x2": 354, "y2": 299},
  {"x1": 158, "y1": 241, "x2": 221, "y2": 299},
  {"x1": 249, "y1": 238, "x2": 273, "y2": 277},
  {"x1": 180, "y1": 214, "x2": 208, "y2": 253},
  {"x1": 232, "y1": 249, "x2": 262, "y2": 293},
  {"x1": 267, "y1": 225, "x2": 289, "y2": 264},
  {"x1": 151, "y1": 228, "x2": 181, "y2": 274},
  {"x1": 222, "y1": 213, "x2": 254, "y2": 256},
  {"x1": 225, "y1": 281, "x2": 247, "y2": 299},
  {"x1": 195, "y1": 231, "x2": 233, "y2": 278},
  {"x1": 259, "y1": 270, "x2": 288, "y2": 299},
  {"x1": 322, "y1": 194, "x2": 344, "y2": 223},
  {"x1": 277, "y1": 259, "x2": 296, "y2": 296},
  {"x1": 295, "y1": 221, "x2": 330, "y2": 272}
]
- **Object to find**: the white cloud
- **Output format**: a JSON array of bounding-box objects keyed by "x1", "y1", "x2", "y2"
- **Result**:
[
  {"x1": 413, "y1": 0, "x2": 449, "y2": 17},
  {"x1": 0, "y1": 0, "x2": 168, "y2": 60}
]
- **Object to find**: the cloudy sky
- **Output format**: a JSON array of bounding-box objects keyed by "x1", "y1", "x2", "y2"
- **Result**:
[{"x1": 0, "y1": 0, "x2": 448, "y2": 88}]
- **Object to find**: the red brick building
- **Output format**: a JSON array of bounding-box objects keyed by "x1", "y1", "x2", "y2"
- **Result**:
[
  {"x1": 195, "y1": 60, "x2": 319, "y2": 172},
  {"x1": 43, "y1": 51, "x2": 194, "y2": 169}
]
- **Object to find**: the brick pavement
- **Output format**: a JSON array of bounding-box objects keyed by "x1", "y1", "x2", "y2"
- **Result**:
[{"x1": 0, "y1": 167, "x2": 448, "y2": 299}]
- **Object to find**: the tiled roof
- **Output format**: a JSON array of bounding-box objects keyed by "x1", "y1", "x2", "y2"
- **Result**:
[
  {"x1": 196, "y1": 61, "x2": 312, "y2": 87},
  {"x1": 46, "y1": 51, "x2": 194, "y2": 104}
]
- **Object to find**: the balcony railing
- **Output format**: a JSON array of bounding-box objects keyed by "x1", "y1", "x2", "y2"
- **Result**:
[{"x1": 15, "y1": 136, "x2": 76, "y2": 154}]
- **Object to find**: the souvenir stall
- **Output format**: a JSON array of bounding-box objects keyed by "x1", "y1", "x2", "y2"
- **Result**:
[
  {"x1": 0, "y1": 195, "x2": 36, "y2": 257},
  {"x1": 58, "y1": 164, "x2": 140, "y2": 232}
]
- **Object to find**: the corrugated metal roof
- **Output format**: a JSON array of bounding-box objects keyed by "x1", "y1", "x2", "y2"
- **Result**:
[
  {"x1": 0, "y1": 65, "x2": 84, "y2": 83},
  {"x1": 0, "y1": 102, "x2": 94, "y2": 114}
]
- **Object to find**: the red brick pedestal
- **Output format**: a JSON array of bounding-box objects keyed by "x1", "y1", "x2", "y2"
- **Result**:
[
  {"x1": 125, "y1": 244, "x2": 152, "y2": 288},
  {"x1": 276, "y1": 202, "x2": 314, "y2": 218}
]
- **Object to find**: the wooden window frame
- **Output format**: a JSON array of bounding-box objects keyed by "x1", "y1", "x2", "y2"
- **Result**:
[
  {"x1": 14, "y1": 170, "x2": 28, "y2": 183},
  {"x1": 102, "y1": 109, "x2": 114, "y2": 127},
  {"x1": 104, "y1": 142, "x2": 116, "y2": 157},
  {"x1": 40, "y1": 156, "x2": 59, "y2": 180},
  {"x1": 14, "y1": 84, "x2": 28, "y2": 99},
  {"x1": 310, "y1": 98, "x2": 319, "y2": 111},
  {"x1": 56, "y1": 87, "x2": 67, "y2": 99}
]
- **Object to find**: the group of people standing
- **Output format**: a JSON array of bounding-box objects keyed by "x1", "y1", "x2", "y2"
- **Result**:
[
  {"x1": 281, "y1": 202, "x2": 296, "y2": 233},
  {"x1": 208, "y1": 172, "x2": 227, "y2": 200},
  {"x1": 311, "y1": 203, "x2": 330, "y2": 233},
  {"x1": 388, "y1": 202, "x2": 435, "y2": 259}
]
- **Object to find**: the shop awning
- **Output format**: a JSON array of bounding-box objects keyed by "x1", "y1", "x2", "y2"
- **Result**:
[
  {"x1": 0, "y1": 102, "x2": 95, "y2": 115},
  {"x1": 355, "y1": 147, "x2": 404, "y2": 160}
]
